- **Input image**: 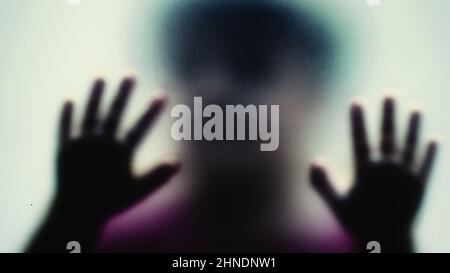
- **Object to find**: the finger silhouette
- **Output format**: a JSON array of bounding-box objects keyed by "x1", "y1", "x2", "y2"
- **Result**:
[
  {"x1": 351, "y1": 103, "x2": 369, "y2": 173},
  {"x1": 419, "y1": 140, "x2": 438, "y2": 182},
  {"x1": 59, "y1": 101, "x2": 73, "y2": 148},
  {"x1": 402, "y1": 111, "x2": 420, "y2": 166},
  {"x1": 125, "y1": 97, "x2": 166, "y2": 150},
  {"x1": 310, "y1": 164, "x2": 341, "y2": 214},
  {"x1": 103, "y1": 77, "x2": 135, "y2": 137},
  {"x1": 82, "y1": 79, "x2": 104, "y2": 135},
  {"x1": 381, "y1": 97, "x2": 396, "y2": 157},
  {"x1": 132, "y1": 162, "x2": 181, "y2": 202}
]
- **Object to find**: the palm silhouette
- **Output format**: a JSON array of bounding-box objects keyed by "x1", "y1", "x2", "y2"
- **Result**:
[
  {"x1": 28, "y1": 77, "x2": 180, "y2": 252},
  {"x1": 311, "y1": 97, "x2": 437, "y2": 252}
]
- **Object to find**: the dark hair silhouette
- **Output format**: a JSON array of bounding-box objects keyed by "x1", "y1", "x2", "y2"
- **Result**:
[{"x1": 164, "y1": 0, "x2": 335, "y2": 89}]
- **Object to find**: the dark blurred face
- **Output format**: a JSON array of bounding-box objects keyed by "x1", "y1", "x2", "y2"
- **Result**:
[{"x1": 164, "y1": 1, "x2": 330, "y2": 146}]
